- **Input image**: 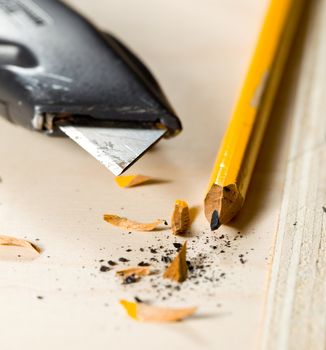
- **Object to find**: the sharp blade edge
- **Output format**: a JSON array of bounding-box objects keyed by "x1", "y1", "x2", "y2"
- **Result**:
[{"x1": 59, "y1": 125, "x2": 167, "y2": 176}]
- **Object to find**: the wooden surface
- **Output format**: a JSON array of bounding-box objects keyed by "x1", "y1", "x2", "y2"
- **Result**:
[
  {"x1": 261, "y1": 1, "x2": 326, "y2": 348},
  {"x1": 1, "y1": 1, "x2": 324, "y2": 349}
]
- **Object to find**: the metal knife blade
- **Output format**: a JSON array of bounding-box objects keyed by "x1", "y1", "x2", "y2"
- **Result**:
[{"x1": 59, "y1": 125, "x2": 167, "y2": 176}]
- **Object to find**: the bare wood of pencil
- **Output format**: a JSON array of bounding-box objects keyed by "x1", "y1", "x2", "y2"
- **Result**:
[{"x1": 204, "y1": 0, "x2": 306, "y2": 230}]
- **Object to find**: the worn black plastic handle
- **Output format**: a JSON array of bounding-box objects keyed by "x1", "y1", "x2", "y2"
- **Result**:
[{"x1": 0, "y1": 0, "x2": 182, "y2": 136}]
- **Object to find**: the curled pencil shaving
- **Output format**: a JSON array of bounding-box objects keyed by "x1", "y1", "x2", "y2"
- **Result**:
[
  {"x1": 103, "y1": 214, "x2": 164, "y2": 231},
  {"x1": 171, "y1": 200, "x2": 190, "y2": 235},
  {"x1": 116, "y1": 266, "x2": 151, "y2": 278},
  {"x1": 115, "y1": 175, "x2": 151, "y2": 188},
  {"x1": 120, "y1": 299, "x2": 196, "y2": 322},
  {"x1": 163, "y1": 241, "x2": 188, "y2": 282},
  {"x1": 0, "y1": 235, "x2": 40, "y2": 253}
]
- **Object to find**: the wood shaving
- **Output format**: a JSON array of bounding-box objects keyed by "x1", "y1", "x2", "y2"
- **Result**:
[
  {"x1": 116, "y1": 266, "x2": 151, "y2": 278},
  {"x1": 171, "y1": 200, "x2": 190, "y2": 235},
  {"x1": 103, "y1": 214, "x2": 163, "y2": 231},
  {"x1": 163, "y1": 242, "x2": 188, "y2": 282},
  {"x1": 0, "y1": 235, "x2": 40, "y2": 253},
  {"x1": 120, "y1": 299, "x2": 196, "y2": 322},
  {"x1": 115, "y1": 175, "x2": 151, "y2": 188}
]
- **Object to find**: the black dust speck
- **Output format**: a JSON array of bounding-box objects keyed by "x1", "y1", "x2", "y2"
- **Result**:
[
  {"x1": 173, "y1": 243, "x2": 182, "y2": 251},
  {"x1": 99, "y1": 265, "x2": 110, "y2": 272},
  {"x1": 119, "y1": 257, "x2": 129, "y2": 263},
  {"x1": 161, "y1": 256, "x2": 171, "y2": 264},
  {"x1": 134, "y1": 296, "x2": 143, "y2": 303},
  {"x1": 240, "y1": 257, "x2": 246, "y2": 264},
  {"x1": 123, "y1": 275, "x2": 138, "y2": 284}
]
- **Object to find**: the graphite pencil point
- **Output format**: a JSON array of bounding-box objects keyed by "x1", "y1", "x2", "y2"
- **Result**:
[{"x1": 210, "y1": 210, "x2": 220, "y2": 231}]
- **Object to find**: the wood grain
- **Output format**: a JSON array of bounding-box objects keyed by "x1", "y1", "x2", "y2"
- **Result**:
[{"x1": 261, "y1": 0, "x2": 326, "y2": 348}]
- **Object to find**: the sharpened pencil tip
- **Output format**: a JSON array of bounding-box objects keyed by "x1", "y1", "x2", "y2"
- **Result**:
[{"x1": 210, "y1": 210, "x2": 220, "y2": 231}]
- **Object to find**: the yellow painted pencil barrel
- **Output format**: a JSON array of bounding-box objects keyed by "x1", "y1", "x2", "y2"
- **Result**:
[{"x1": 205, "y1": 0, "x2": 306, "y2": 229}]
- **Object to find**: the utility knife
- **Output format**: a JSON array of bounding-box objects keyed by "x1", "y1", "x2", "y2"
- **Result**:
[{"x1": 0, "y1": 0, "x2": 182, "y2": 175}]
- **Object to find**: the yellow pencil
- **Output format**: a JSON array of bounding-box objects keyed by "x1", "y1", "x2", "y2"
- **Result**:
[{"x1": 205, "y1": 0, "x2": 306, "y2": 230}]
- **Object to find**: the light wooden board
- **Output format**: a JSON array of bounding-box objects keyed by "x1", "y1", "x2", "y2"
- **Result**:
[
  {"x1": 261, "y1": 0, "x2": 326, "y2": 348},
  {"x1": 1, "y1": 1, "x2": 317, "y2": 349}
]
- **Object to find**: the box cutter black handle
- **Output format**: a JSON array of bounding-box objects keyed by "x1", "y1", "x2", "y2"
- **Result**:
[{"x1": 0, "y1": 0, "x2": 181, "y2": 136}]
